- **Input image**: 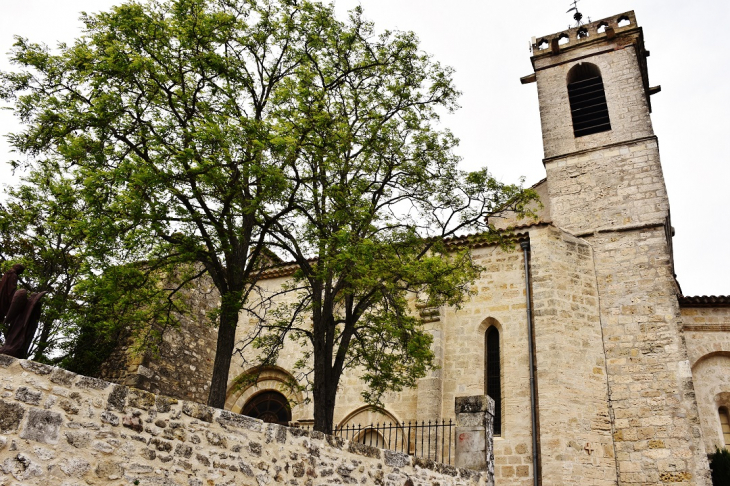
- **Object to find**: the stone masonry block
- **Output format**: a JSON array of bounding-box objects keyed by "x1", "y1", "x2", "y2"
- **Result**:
[
  {"x1": 217, "y1": 409, "x2": 262, "y2": 431},
  {"x1": 457, "y1": 412, "x2": 486, "y2": 428},
  {"x1": 0, "y1": 399, "x2": 25, "y2": 433},
  {"x1": 19, "y1": 360, "x2": 53, "y2": 375},
  {"x1": 455, "y1": 395, "x2": 495, "y2": 415},
  {"x1": 50, "y1": 368, "x2": 77, "y2": 387},
  {"x1": 384, "y1": 449, "x2": 411, "y2": 468},
  {"x1": 0, "y1": 354, "x2": 16, "y2": 367},
  {"x1": 456, "y1": 427, "x2": 487, "y2": 453},
  {"x1": 106, "y1": 384, "x2": 128, "y2": 411},
  {"x1": 182, "y1": 401, "x2": 214, "y2": 423},
  {"x1": 75, "y1": 375, "x2": 109, "y2": 390},
  {"x1": 15, "y1": 387, "x2": 42, "y2": 405},
  {"x1": 20, "y1": 408, "x2": 63, "y2": 444}
]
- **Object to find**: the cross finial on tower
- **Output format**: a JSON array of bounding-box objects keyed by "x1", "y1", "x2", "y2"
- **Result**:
[{"x1": 566, "y1": 0, "x2": 586, "y2": 28}]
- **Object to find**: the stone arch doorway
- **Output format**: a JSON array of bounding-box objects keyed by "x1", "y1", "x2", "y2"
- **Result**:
[
  {"x1": 224, "y1": 366, "x2": 304, "y2": 423},
  {"x1": 241, "y1": 390, "x2": 292, "y2": 425}
]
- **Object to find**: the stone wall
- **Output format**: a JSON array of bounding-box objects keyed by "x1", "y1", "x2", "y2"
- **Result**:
[
  {"x1": 583, "y1": 228, "x2": 709, "y2": 484},
  {"x1": 99, "y1": 275, "x2": 220, "y2": 405},
  {"x1": 0, "y1": 355, "x2": 490, "y2": 486},
  {"x1": 682, "y1": 306, "x2": 730, "y2": 455},
  {"x1": 545, "y1": 137, "x2": 668, "y2": 236},
  {"x1": 438, "y1": 239, "x2": 537, "y2": 485},
  {"x1": 529, "y1": 227, "x2": 617, "y2": 485}
]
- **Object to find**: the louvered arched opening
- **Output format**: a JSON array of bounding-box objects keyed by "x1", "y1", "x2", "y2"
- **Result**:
[{"x1": 567, "y1": 63, "x2": 611, "y2": 137}]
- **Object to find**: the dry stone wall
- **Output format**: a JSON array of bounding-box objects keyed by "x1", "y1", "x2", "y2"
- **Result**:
[{"x1": 0, "y1": 354, "x2": 490, "y2": 486}]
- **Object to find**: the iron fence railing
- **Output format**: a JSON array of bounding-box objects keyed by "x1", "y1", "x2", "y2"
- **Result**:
[{"x1": 300, "y1": 420, "x2": 455, "y2": 465}]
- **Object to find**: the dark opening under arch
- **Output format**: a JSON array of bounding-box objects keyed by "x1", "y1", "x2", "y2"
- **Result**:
[
  {"x1": 485, "y1": 326, "x2": 501, "y2": 436},
  {"x1": 567, "y1": 63, "x2": 611, "y2": 137},
  {"x1": 720, "y1": 407, "x2": 730, "y2": 447},
  {"x1": 241, "y1": 390, "x2": 291, "y2": 425}
]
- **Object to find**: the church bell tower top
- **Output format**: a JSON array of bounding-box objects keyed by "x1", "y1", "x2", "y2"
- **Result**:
[
  {"x1": 523, "y1": 10, "x2": 659, "y2": 115},
  {"x1": 530, "y1": 11, "x2": 642, "y2": 62}
]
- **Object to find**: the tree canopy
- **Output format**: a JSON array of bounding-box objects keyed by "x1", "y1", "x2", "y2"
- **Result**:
[
  {"x1": 225, "y1": 1, "x2": 539, "y2": 432},
  {"x1": 0, "y1": 167, "x2": 86, "y2": 361},
  {"x1": 1, "y1": 0, "x2": 538, "y2": 428},
  {"x1": 0, "y1": 164, "x2": 191, "y2": 372}
]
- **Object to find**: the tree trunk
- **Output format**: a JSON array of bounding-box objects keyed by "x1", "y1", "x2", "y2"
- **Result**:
[
  {"x1": 32, "y1": 321, "x2": 51, "y2": 361},
  {"x1": 207, "y1": 292, "x2": 239, "y2": 409},
  {"x1": 313, "y1": 368, "x2": 338, "y2": 435},
  {"x1": 312, "y1": 313, "x2": 338, "y2": 434}
]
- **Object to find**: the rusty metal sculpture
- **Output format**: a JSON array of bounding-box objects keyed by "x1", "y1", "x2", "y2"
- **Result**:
[
  {"x1": 0, "y1": 289, "x2": 47, "y2": 359},
  {"x1": 0, "y1": 264, "x2": 24, "y2": 322}
]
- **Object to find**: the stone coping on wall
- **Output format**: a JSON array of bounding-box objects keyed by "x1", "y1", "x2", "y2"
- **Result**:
[{"x1": 0, "y1": 354, "x2": 491, "y2": 486}]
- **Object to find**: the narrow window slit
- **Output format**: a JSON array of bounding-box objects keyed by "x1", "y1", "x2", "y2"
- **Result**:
[{"x1": 485, "y1": 326, "x2": 501, "y2": 436}]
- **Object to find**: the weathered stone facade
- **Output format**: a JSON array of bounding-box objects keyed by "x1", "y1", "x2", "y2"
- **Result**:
[
  {"x1": 99, "y1": 275, "x2": 219, "y2": 404},
  {"x1": 681, "y1": 304, "x2": 730, "y2": 457},
  {"x1": 96, "y1": 9, "x2": 730, "y2": 486},
  {"x1": 0, "y1": 355, "x2": 491, "y2": 486},
  {"x1": 535, "y1": 11, "x2": 710, "y2": 484}
]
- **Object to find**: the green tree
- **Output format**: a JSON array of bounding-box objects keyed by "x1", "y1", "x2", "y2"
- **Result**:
[
  {"x1": 0, "y1": 164, "x2": 187, "y2": 367},
  {"x1": 237, "y1": 8, "x2": 539, "y2": 433},
  {"x1": 0, "y1": 166, "x2": 87, "y2": 361},
  {"x1": 1, "y1": 0, "x2": 324, "y2": 407},
  {"x1": 1, "y1": 0, "x2": 537, "y2": 424},
  {"x1": 61, "y1": 259, "x2": 195, "y2": 376}
]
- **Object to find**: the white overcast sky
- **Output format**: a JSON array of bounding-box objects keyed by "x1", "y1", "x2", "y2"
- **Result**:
[{"x1": 0, "y1": 0, "x2": 728, "y2": 296}]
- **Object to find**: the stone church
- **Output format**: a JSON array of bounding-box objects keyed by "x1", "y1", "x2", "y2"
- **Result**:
[{"x1": 101, "y1": 10, "x2": 730, "y2": 485}]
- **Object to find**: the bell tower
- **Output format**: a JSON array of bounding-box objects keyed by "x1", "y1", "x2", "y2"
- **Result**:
[
  {"x1": 523, "y1": 11, "x2": 711, "y2": 485},
  {"x1": 525, "y1": 10, "x2": 662, "y2": 233}
]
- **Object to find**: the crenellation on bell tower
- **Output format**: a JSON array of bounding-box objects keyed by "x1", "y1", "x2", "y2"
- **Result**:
[{"x1": 529, "y1": 12, "x2": 660, "y2": 161}]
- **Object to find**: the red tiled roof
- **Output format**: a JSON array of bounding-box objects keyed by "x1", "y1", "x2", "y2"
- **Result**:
[
  {"x1": 678, "y1": 295, "x2": 730, "y2": 308},
  {"x1": 258, "y1": 223, "x2": 550, "y2": 280}
]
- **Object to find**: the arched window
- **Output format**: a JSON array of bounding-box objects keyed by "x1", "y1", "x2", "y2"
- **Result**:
[
  {"x1": 241, "y1": 390, "x2": 291, "y2": 425},
  {"x1": 719, "y1": 407, "x2": 730, "y2": 447},
  {"x1": 485, "y1": 326, "x2": 501, "y2": 436},
  {"x1": 567, "y1": 63, "x2": 611, "y2": 137},
  {"x1": 355, "y1": 428, "x2": 388, "y2": 449}
]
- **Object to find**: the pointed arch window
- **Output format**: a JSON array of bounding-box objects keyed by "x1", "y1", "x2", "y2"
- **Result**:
[
  {"x1": 719, "y1": 407, "x2": 730, "y2": 447},
  {"x1": 485, "y1": 326, "x2": 501, "y2": 436},
  {"x1": 567, "y1": 63, "x2": 611, "y2": 137}
]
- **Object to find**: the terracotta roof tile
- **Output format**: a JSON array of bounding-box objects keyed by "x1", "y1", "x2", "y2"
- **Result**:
[
  {"x1": 678, "y1": 295, "x2": 730, "y2": 308},
  {"x1": 258, "y1": 224, "x2": 549, "y2": 280}
]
